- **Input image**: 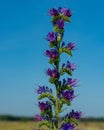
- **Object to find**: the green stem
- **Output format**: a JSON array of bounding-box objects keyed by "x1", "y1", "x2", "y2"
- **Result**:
[
  {"x1": 55, "y1": 87, "x2": 59, "y2": 129},
  {"x1": 55, "y1": 42, "x2": 60, "y2": 130},
  {"x1": 54, "y1": 33, "x2": 63, "y2": 130}
]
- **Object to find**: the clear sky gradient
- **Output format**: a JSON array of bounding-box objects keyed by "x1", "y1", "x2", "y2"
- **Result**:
[{"x1": 0, "y1": 0, "x2": 104, "y2": 117}]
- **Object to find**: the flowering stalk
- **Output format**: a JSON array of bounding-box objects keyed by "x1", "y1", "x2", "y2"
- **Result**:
[{"x1": 35, "y1": 7, "x2": 81, "y2": 130}]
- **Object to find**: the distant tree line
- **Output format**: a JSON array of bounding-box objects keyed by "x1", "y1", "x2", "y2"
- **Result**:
[
  {"x1": 0, "y1": 115, "x2": 104, "y2": 122},
  {"x1": 80, "y1": 117, "x2": 104, "y2": 122},
  {"x1": 0, "y1": 115, "x2": 33, "y2": 122}
]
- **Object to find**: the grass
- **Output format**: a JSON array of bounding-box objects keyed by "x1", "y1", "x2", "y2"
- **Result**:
[
  {"x1": 0, "y1": 121, "x2": 104, "y2": 130},
  {"x1": 0, "y1": 121, "x2": 35, "y2": 130},
  {"x1": 78, "y1": 121, "x2": 104, "y2": 130}
]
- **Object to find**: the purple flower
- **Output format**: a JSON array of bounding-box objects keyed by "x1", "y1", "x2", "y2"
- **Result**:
[
  {"x1": 45, "y1": 49, "x2": 59, "y2": 59},
  {"x1": 39, "y1": 102, "x2": 49, "y2": 111},
  {"x1": 49, "y1": 8, "x2": 59, "y2": 16},
  {"x1": 37, "y1": 86, "x2": 52, "y2": 94},
  {"x1": 61, "y1": 123, "x2": 74, "y2": 130},
  {"x1": 47, "y1": 68, "x2": 52, "y2": 76},
  {"x1": 62, "y1": 90, "x2": 75, "y2": 101},
  {"x1": 35, "y1": 114, "x2": 43, "y2": 121},
  {"x1": 60, "y1": 8, "x2": 72, "y2": 17},
  {"x1": 66, "y1": 42, "x2": 75, "y2": 50},
  {"x1": 47, "y1": 68, "x2": 59, "y2": 78},
  {"x1": 47, "y1": 32, "x2": 57, "y2": 42},
  {"x1": 56, "y1": 19, "x2": 64, "y2": 29},
  {"x1": 37, "y1": 86, "x2": 45, "y2": 94},
  {"x1": 66, "y1": 61, "x2": 76, "y2": 71},
  {"x1": 67, "y1": 78, "x2": 77, "y2": 87},
  {"x1": 49, "y1": 7, "x2": 72, "y2": 17},
  {"x1": 69, "y1": 110, "x2": 82, "y2": 119},
  {"x1": 62, "y1": 61, "x2": 76, "y2": 71}
]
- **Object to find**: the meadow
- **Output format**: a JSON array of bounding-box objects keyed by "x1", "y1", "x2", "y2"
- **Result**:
[{"x1": 0, "y1": 121, "x2": 104, "y2": 130}]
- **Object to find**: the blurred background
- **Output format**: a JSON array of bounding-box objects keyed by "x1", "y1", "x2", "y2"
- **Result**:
[{"x1": 0, "y1": 0, "x2": 104, "y2": 130}]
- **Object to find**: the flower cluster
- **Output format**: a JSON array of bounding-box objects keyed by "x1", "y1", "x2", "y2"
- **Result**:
[
  {"x1": 61, "y1": 42, "x2": 75, "y2": 50},
  {"x1": 50, "y1": 7, "x2": 72, "y2": 17},
  {"x1": 39, "y1": 101, "x2": 51, "y2": 111},
  {"x1": 49, "y1": 7, "x2": 72, "y2": 30},
  {"x1": 45, "y1": 49, "x2": 59, "y2": 59},
  {"x1": 61, "y1": 110, "x2": 82, "y2": 130},
  {"x1": 66, "y1": 42, "x2": 75, "y2": 50},
  {"x1": 58, "y1": 90, "x2": 75, "y2": 101},
  {"x1": 47, "y1": 68, "x2": 59, "y2": 78},
  {"x1": 37, "y1": 101, "x2": 53, "y2": 124},
  {"x1": 69, "y1": 110, "x2": 82, "y2": 119},
  {"x1": 47, "y1": 32, "x2": 57, "y2": 43},
  {"x1": 37, "y1": 86, "x2": 52, "y2": 94},
  {"x1": 35, "y1": 114, "x2": 43, "y2": 121},
  {"x1": 61, "y1": 123, "x2": 74, "y2": 130},
  {"x1": 62, "y1": 61, "x2": 76, "y2": 71},
  {"x1": 62, "y1": 78, "x2": 77, "y2": 87},
  {"x1": 62, "y1": 90, "x2": 75, "y2": 101}
]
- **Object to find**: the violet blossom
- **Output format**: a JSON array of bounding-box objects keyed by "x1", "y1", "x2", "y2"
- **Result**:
[
  {"x1": 67, "y1": 78, "x2": 77, "y2": 87},
  {"x1": 62, "y1": 61, "x2": 76, "y2": 71},
  {"x1": 66, "y1": 61, "x2": 76, "y2": 71},
  {"x1": 39, "y1": 102, "x2": 49, "y2": 111},
  {"x1": 50, "y1": 7, "x2": 72, "y2": 18},
  {"x1": 56, "y1": 19, "x2": 64, "y2": 29},
  {"x1": 69, "y1": 110, "x2": 82, "y2": 119},
  {"x1": 47, "y1": 68, "x2": 59, "y2": 78},
  {"x1": 45, "y1": 49, "x2": 59, "y2": 59},
  {"x1": 47, "y1": 32, "x2": 57, "y2": 43},
  {"x1": 35, "y1": 114, "x2": 43, "y2": 121},
  {"x1": 37, "y1": 86, "x2": 52, "y2": 94},
  {"x1": 66, "y1": 42, "x2": 75, "y2": 50},
  {"x1": 61, "y1": 123, "x2": 74, "y2": 130},
  {"x1": 60, "y1": 8, "x2": 72, "y2": 17},
  {"x1": 62, "y1": 90, "x2": 75, "y2": 101},
  {"x1": 49, "y1": 8, "x2": 59, "y2": 16}
]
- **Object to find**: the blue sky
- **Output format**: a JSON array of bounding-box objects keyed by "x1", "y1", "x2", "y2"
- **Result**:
[{"x1": 0, "y1": 0, "x2": 104, "y2": 117}]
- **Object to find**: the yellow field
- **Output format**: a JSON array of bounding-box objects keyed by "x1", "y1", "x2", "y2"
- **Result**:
[
  {"x1": 78, "y1": 121, "x2": 104, "y2": 130},
  {"x1": 0, "y1": 121, "x2": 104, "y2": 130}
]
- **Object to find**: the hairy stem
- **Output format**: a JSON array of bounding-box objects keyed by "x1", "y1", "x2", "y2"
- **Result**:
[
  {"x1": 55, "y1": 87, "x2": 59, "y2": 129},
  {"x1": 54, "y1": 33, "x2": 62, "y2": 130}
]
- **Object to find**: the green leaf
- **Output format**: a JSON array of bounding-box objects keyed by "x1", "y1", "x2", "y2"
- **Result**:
[
  {"x1": 63, "y1": 15, "x2": 71, "y2": 22},
  {"x1": 59, "y1": 98, "x2": 71, "y2": 111},
  {"x1": 38, "y1": 120, "x2": 51, "y2": 128},
  {"x1": 70, "y1": 118, "x2": 78, "y2": 125},
  {"x1": 49, "y1": 42, "x2": 56, "y2": 48},
  {"x1": 51, "y1": 15, "x2": 60, "y2": 22},
  {"x1": 41, "y1": 109, "x2": 52, "y2": 119},
  {"x1": 41, "y1": 110, "x2": 47, "y2": 117},
  {"x1": 53, "y1": 25, "x2": 64, "y2": 33},
  {"x1": 59, "y1": 47, "x2": 72, "y2": 56},
  {"x1": 49, "y1": 58, "x2": 60, "y2": 64},
  {"x1": 57, "y1": 28, "x2": 64, "y2": 34},
  {"x1": 60, "y1": 68, "x2": 72, "y2": 76},
  {"x1": 59, "y1": 107, "x2": 67, "y2": 113},
  {"x1": 60, "y1": 85, "x2": 73, "y2": 91},
  {"x1": 38, "y1": 93, "x2": 55, "y2": 104},
  {"x1": 53, "y1": 25, "x2": 58, "y2": 32},
  {"x1": 63, "y1": 117, "x2": 78, "y2": 126},
  {"x1": 60, "y1": 98, "x2": 71, "y2": 106},
  {"x1": 49, "y1": 77, "x2": 58, "y2": 84}
]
